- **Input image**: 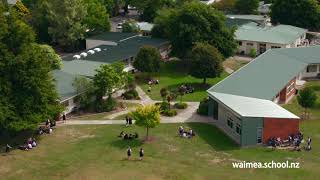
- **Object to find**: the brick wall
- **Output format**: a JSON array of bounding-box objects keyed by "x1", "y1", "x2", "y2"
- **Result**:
[
  {"x1": 263, "y1": 118, "x2": 299, "y2": 143},
  {"x1": 279, "y1": 78, "x2": 296, "y2": 103}
]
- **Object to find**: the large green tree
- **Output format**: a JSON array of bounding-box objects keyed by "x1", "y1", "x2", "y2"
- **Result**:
[
  {"x1": 0, "y1": 4, "x2": 62, "y2": 133},
  {"x1": 212, "y1": 0, "x2": 236, "y2": 13},
  {"x1": 46, "y1": 0, "x2": 87, "y2": 51},
  {"x1": 152, "y1": 2, "x2": 237, "y2": 58},
  {"x1": 234, "y1": 0, "x2": 259, "y2": 14},
  {"x1": 133, "y1": 45, "x2": 161, "y2": 73},
  {"x1": 189, "y1": 43, "x2": 223, "y2": 84},
  {"x1": 270, "y1": 0, "x2": 320, "y2": 31},
  {"x1": 84, "y1": 0, "x2": 111, "y2": 34}
]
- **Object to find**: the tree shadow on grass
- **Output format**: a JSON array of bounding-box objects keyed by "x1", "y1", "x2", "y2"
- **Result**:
[
  {"x1": 110, "y1": 138, "x2": 143, "y2": 150},
  {"x1": 167, "y1": 83, "x2": 211, "y2": 93},
  {"x1": 186, "y1": 123, "x2": 240, "y2": 151}
]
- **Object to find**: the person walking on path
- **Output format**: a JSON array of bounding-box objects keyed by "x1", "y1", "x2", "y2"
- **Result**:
[
  {"x1": 127, "y1": 147, "x2": 132, "y2": 160},
  {"x1": 125, "y1": 116, "x2": 129, "y2": 127},
  {"x1": 139, "y1": 148, "x2": 144, "y2": 160},
  {"x1": 128, "y1": 117, "x2": 133, "y2": 126},
  {"x1": 62, "y1": 112, "x2": 67, "y2": 123}
]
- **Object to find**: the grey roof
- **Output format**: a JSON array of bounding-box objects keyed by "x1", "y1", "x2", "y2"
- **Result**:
[
  {"x1": 210, "y1": 92, "x2": 299, "y2": 119},
  {"x1": 63, "y1": 36, "x2": 168, "y2": 64},
  {"x1": 234, "y1": 24, "x2": 307, "y2": 44},
  {"x1": 87, "y1": 32, "x2": 138, "y2": 42},
  {"x1": 137, "y1": 22, "x2": 154, "y2": 32},
  {"x1": 208, "y1": 46, "x2": 320, "y2": 100},
  {"x1": 53, "y1": 70, "x2": 82, "y2": 102},
  {"x1": 61, "y1": 60, "x2": 106, "y2": 77}
]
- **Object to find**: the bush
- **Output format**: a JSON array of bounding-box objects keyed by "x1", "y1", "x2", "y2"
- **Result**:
[
  {"x1": 155, "y1": 102, "x2": 170, "y2": 112},
  {"x1": 249, "y1": 48, "x2": 256, "y2": 58},
  {"x1": 95, "y1": 97, "x2": 117, "y2": 113},
  {"x1": 197, "y1": 98, "x2": 209, "y2": 116},
  {"x1": 163, "y1": 109, "x2": 177, "y2": 117},
  {"x1": 122, "y1": 89, "x2": 139, "y2": 100},
  {"x1": 174, "y1": 102, "x2": 188, "y2": 109}
]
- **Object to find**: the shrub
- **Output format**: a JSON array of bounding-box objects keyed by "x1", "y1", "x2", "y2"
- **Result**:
[
  {"x1": 122, "y1": 89, "x2": 139, "y2": 100},
  {"x1": 174, "y1": 102, "x2": 188, "y2": 109},
  {"x1": 155, "y1": 102, "x2": 170, "y2": 112},
  {"x1": 197, "y1": 98, "x2": 209, "y2": 116},
  {"x1": 95, "y1": 97, "x2": 117, "y2": 113},
  {"x1": 249, "y1": 48, "x2": 256, "y2": 58},
  {"x1": 163, "y1": 109, "x2": 177, "y2": 117}
]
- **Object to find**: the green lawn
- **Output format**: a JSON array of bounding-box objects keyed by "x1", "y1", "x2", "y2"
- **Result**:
[
  {"x1": 137, "y1": 60, "x2": 228, "y2": 102},
  {"x1": 283, "y1": 81, "x2": 320, "y2": 119},
  {"x1": 223, "y1": 58, "x2": 249, "y2": 71},
  {"x1": 1, "y1": 121, "x2": 320, "y2": 179}
]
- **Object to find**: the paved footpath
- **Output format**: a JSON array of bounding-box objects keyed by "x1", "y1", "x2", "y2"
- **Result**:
[{"x1": 61, "y1": 86, "x2": 215, "y2": 126}]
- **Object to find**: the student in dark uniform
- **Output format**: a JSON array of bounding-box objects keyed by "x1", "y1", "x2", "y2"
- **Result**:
[
  {"x1": 139, "y1": 148, "x2": 144, "y2": 160},
  {"x1": 127, "y1": 147, "x2": 132, "y2": 160}
]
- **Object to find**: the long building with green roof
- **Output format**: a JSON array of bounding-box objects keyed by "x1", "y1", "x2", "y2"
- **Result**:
[
  {"x1": 207, "y1": 46, "x2": 320, "y2": 146},
  {"x1": 227, "y1": 15, "x2": 308, "y2": 56}
]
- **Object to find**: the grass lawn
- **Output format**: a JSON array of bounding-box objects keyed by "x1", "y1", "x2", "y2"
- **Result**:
[
  {"x1": 283, "y1": 81, "x2": 320, "y2": 119},
  {"x1": 1, "y1": 122, "x2": 320, "y2": 179},
  {"x1": 223, "y1": 58, "x2": 249, "y2": 71},
  {"x1": 73, "y1": 102, "x2": 142, "y2": 120},
  {"x1": 137, "y1": 60, "x2": 228, "y2": 102}
]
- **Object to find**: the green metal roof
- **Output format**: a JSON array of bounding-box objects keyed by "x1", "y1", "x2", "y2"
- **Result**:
[
  {"x1": 208, "y1": 46, "x2": 320, "y2": 100},
  {"x1": 53, "y1": 70, "x2": 84, "y2": 102},
  {"x1": 210, "y1": 92, "x2": 299, "y2": 119},
  {"x1": 87, "y1": 32, "x2": 138, "y2": 42},
  {"x1": 61, "y1": 60, "x2": 106, "y2": 77},
  {"x1": 63, "y1": 36, "x2": 168, "y2": 64},
  {"x1": 235, "y1": 24, "x2": 307, "y2": 44}
]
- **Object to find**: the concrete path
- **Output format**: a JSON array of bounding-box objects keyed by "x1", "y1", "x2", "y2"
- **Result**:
[
  {"x1": 63, "y1": 86, "x2": 214, "y2": 126},
  {"x1": 224, "y1": 67, "x2": 234, "y2": 74}
]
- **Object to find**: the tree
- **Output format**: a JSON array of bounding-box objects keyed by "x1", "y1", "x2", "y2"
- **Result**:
[
  {"x1": 178, "y1": 86, "x2": 186, "y2": 103},
  {"x1": 39, "y1": 44, "x2": 62, "y2": 70},
  {"x1": 122, "y1": 20, "x2": 140, "y2": 33},
  {"x1": 13, "y1": 1, "x2": 31, "y2": 21},
  {"x1": 160, "y1": 88, "x2": 169, "y2": 102},
  {"x1": 297, "y1": 87, "x2": 317, "y2": 119},
  {"x1": 46, "y1": 0, "x2": 87, "y2": 51},
  {"x1": 133, "y1": 45, "x2": 161, "y2": 73},
  {"x1": 72, "y1": 76, "x2": 94, "y2": 109},
  {"x1": 84, "y1": 0, "x2": 111, "y2": 34},
  {"x1": 0, "y1": 4, "x2": 62, "y2": 133},
  {"x1": 189, "y1": 43, "x2": 223, "y2": 84},
  {"x1": 152, "y1": 2, "x2": 237, "y2": 58},
  {"x1": 234, "y1": 0, "x2": 259, "y2": 14},
  {"x1": 270, "y1": 0, "x2": 320, "y2": 31},
  {"x1": 131, "y1": 105, "x2": 160, "y2": 140},
  {"x1": 212, "y1": 0, "x2": 236, "y2": 13}
]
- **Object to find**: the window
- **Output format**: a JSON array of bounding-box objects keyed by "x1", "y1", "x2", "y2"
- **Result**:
[
  {"x1": 246, "y1": 42, "x2": 253, "y2": 46},
  {"x1": 271, "y1": 46, "x2": 281, "y2": 49},
  {"x1": 257, "y1": 128, "x2": 263, "y2": 144},
  {"x1": 307, "y1": 65, "x2": 318, "y2": 73},
  {"x1": 238, "y1": 41, "x2": 242, "y2": 46},
  {"x1": 227, "y1": 118, "x2": 234, "y2": 129},
  {"x1": 236, "y1": 123, "x2": 241, "y2": 135}
]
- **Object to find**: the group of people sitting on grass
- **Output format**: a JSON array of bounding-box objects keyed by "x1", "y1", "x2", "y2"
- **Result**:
[
  {"x1": 268, "y1": 131, "x2": 312, "y2": 151},
  {"x1": 147, "y1": 79, "x2": 159, "y2": 93},
  {"x1": 18, "y1": 137, "x2": 37, "y2": 151},
  {"x1": 179, "y1": 84, "x2": 194, "y2": 94},
  {"x1": 127, "y1": 147, "x2": 144, "y2": 161},
  {"x1": 178, "y1": 126, "x2": 196, "y2": 138},
  {"x1": 38, "y1": 119, "x2": 55, "y2": 135},
  {"x1": 119, "y1": 131, "x2": 139, "y2": 140}
]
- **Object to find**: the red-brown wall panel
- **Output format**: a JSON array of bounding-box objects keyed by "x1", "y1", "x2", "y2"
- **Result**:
[{"x1": 263, "y1": 118, "x2": 299, "y2": 143}]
